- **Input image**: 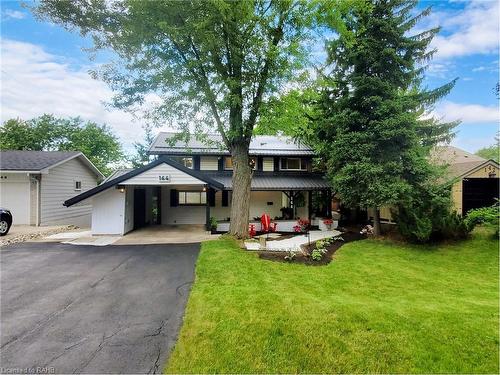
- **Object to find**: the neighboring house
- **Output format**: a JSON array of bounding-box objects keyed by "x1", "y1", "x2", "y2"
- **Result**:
[
  {"x1": 371, "y1": 146, "x2": 500, "y2": 223},
  {"x1": 64, "y1": 133, "x2": 332, "y2": 235},
  {"x1": 433, "y1": 146, "x2": 499, "y2": 214},
  {"x1": 0, "y1": 151, "x2": 103, "y2": 227}
]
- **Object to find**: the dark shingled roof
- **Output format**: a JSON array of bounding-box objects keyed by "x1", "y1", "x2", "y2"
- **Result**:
[
  {"x1": 0, "y1": 150, "x2": 81, "y2": 171},
  {"x1": 430, "y1": 146, "x2": 497, "y2": 179}
]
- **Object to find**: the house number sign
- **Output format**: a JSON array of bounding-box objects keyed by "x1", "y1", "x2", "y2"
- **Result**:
[{"x1": 158, "y1": 175, "x2": 171, "y2": 183}]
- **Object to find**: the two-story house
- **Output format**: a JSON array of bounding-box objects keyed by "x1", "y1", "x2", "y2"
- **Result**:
[{"x1": 64, "y1": 132, "x2": 332, "y2": 235}]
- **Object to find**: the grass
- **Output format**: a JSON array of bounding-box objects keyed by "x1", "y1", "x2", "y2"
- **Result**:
[{"x1": 165, "y1": 230, "x2": 499, "y2": 374}]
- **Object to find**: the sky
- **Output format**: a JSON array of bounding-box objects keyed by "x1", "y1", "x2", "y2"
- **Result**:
[{"x1": 0, "y1": 0, "x2": 498, "y2": 153}]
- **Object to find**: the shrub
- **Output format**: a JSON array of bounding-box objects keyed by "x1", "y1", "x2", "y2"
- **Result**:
[
  {"x1": 209, "y1": 217, "x2": 218, "y2": 231},
  {"x1": 465, "y1": 203, "x2": 499, "y2": 236},
  {"x1": 394, "y1": 182, "x2": 472, "y2": 243},
  {"x1": 284, "y1": 250, "x2": 296, "y2": 262},
  {"x1": 311, "y1": 249, "x2": 322, "y2": 261}
]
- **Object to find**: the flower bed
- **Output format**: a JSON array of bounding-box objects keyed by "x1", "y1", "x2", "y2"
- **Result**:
[{"x1": 258, "y1": 230, "x2": 366, "y2": 265}]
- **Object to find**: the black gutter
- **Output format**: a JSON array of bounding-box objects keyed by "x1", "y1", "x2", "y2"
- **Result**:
[{"x1": 63, "y1": 158, "x2": 224, "y2": 207}]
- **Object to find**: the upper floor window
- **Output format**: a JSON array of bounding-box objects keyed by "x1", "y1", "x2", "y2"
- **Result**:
[
  {"x1": 74, "y1": 180, "x2": 82, "y2": 191},
  {"x1": 280, "y1": 158, "x2": 307, "y2": 171},
  {"x1": 224, "y1": 156, "x2": 257, "y2": 170},
  {"x1": 170, "y1": 156, "x2": 193, "y2": 169}
]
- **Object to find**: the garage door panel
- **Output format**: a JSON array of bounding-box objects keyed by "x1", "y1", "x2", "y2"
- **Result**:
[
  {"x1": 462, "y1": 178, "x2": 499, "y2": 215},
  {"x1": 0, "y1": 182, "x2": 30, "y2": 224}
]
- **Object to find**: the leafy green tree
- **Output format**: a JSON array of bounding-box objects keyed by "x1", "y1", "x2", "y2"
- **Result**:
[
  {"x1": 254, "y1": 86, "x2": 320, "y2": 137},
  {"x1": 130, "y1": 124, "x2": 155, "y2": 168},
  {"x1": 304, "y1": 0, "x2": 458, "y2": 235},
  {"x1": 32, "y1": 0, "x2": 355, "y2": 238},
  {"x1": 0, "y1": 114, "x2": 123, "y2": 175},
  {"x1": 475, "y1": 134, "x2": 499, "y2": 162}
]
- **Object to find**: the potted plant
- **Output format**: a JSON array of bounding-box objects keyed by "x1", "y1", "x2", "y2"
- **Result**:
[
  {"x1": 209, "y1": 217, "x2": 218, "y2": 234},
  {"x1": 322, "y1": 218, "x2": 333, "y2": 230}
]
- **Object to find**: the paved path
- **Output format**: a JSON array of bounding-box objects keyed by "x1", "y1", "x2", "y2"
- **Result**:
[{"x1": 0, "y1": 242, "x2": 200, "y2": 374}]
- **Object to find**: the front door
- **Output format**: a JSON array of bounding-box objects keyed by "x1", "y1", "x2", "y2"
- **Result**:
[{"x1": 134, "y1": 188, "x2": 146, "y2": 229}]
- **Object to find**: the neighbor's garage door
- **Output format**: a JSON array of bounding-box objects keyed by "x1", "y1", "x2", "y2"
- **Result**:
[
  {"x1": 0, "y1": 182, "x2": 30, "y2": 224},
  {"x1": 462, "y1": 178, "x2": 499, "y2": 215}
]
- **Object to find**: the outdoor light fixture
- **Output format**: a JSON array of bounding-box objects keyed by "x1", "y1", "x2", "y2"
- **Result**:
[
  {"x1": 116, "y1": 185, "x2": 125, "y2": 193},
  {"x1": 202, "y1": 186, "x2": 207, "y2": 192}
]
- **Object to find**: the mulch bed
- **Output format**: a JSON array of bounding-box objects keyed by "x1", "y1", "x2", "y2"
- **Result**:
[{"x1": 257, "y1": 230, "x2": 367, "y2": 266}]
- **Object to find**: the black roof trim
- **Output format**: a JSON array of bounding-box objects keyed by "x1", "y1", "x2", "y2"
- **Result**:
[{"x1": 63, "y1": 158, "x2": 224, "y2": 207}]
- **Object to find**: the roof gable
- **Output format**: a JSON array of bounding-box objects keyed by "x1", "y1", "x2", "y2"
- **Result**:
[
  {"x1": 64, "y1": 158, "x2": 224, "y2": 207},
  {"x1": 122, "y1": 163, "x2": 205, "y2": 185},
  {"x1": 0, "y1": 150, "x2": 103, "y2": 179},
  {"x1": 0, "y1": 150, "x2": 80, "y2": 171}
]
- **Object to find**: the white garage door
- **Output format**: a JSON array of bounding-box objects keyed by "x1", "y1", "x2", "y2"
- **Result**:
[{"x1": 0, "y1": 182, "x2": 30, "y2": 225}]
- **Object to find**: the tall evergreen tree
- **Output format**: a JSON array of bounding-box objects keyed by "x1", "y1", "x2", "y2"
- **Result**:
[{"x1": 307, "y1": 0, "x2": 458, "y2": 234}]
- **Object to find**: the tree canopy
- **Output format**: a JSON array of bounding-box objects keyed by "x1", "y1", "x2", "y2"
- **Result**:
[
  {"x1": 476, "y1": 134, "x2": 500, "y2": 163},
  {"x1": 0, "y1": 114, "x2": 123, "y2": 175},
  {"x1": 302, "y1": 0, "x2": 458, "y2": 234},
  {"x1": 32, "y1": 0, "x2": 356, "y2": 237}
]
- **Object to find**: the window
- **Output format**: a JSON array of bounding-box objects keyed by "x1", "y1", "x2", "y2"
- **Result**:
[
  {"x1": 280, "y1": 158, "x2": 307, "y2": 170},
  {"x1": 224, "y1": 157, "x2": 233, "y2": 170},
  {"x1": 178, "y1": 191, "x2": 207, "y2": 205},
  {"x1": 170, "y1": 156, "x2": 193, "y2": 169},
  {"x1": 74, "y1": 180, "x2": 82, "y2": 191},
  {"x1": 224, "y1": 157, "x2": 257, "y2": 170}
]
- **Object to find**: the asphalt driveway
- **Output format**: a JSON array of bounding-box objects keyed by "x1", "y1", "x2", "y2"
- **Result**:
[{"x1": 0, "y1": 242, "x2": 200, "y2": 374}]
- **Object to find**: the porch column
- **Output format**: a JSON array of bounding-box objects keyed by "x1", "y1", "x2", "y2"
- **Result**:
[
  {"x1": 308, "y1": 190, "x2": 312, "y2": 222},
  {"x1": 326, "y1": 189, "x2": 332, "y2": 218},
  {"x1": 205, "y1": 186, "x2": 211, "y2": 231}
]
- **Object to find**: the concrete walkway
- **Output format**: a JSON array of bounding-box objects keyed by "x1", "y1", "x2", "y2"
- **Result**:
[
  {"x1": 245, "y1": 230, "x2": 342, "y2": 251},
  {"x1": 39, "y1": 225, "x2": 218, "y2": 246},
  {"x1": 114, "y1": 225, "x2": 218, "y2": 245}
]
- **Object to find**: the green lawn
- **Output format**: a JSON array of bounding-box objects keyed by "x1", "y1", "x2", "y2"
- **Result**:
[{"x1": 165, "y1": 230, "x2": 499, "y2": 374}]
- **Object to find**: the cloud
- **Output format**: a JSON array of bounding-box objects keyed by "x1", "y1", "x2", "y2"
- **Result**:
[
  {"x1": 430, "y1": 1, "x2": 499, "y2": 59},
  {"x1": 2, "y1": 9, "x2": 26, "y2": 20},
  {"x1": 0, "y1": 38, "x2": 166, "y2": 152},
  {"x1": 434, "y1": 101, "x2": 499, "y2": 123}
]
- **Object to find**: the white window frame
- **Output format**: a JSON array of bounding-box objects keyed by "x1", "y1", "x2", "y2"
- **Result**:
[{"x1": 74, "y1": 180, "x2": 82, "y2": 191}]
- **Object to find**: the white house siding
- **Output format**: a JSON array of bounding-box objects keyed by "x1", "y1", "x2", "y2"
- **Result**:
[
  {"x1": 161, "y1": 186, "x2": 206, "y2": 224},
  {"x1": 40, "y1": 158, "x2": 98, "y2": 226},
  {"x1": 160, "y1": 189, "x2": 308, "y2": 225},
  {"x1": 200, "y1": 156, "x2": 218, "y2": 171},
  {"x1": 211, "y1": 191, "x2": 230, "y2": 220},
  {"x1": 122, "y1": 163, "x2": 205, "y2": 185},
  {"x1": 262, "y1": 157, "x2": 274, "y2": 171},
  {"x1": 0, "y1": 173, "x2": 31, "y2": 225},
  {"x1": 248, "y1": 191, "x2": 283, "y2": 219},
  {"x1": 91, "y1": 188, "x2": 126, "y2": 235}
]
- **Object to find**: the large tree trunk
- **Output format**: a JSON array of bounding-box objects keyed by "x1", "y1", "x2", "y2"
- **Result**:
[
  {"x1": 229, "y1": 141, "x2": 252, "y2": 238},
  {"x1": 372, "y1": 207, "x2": 381, "y2": 235}
]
